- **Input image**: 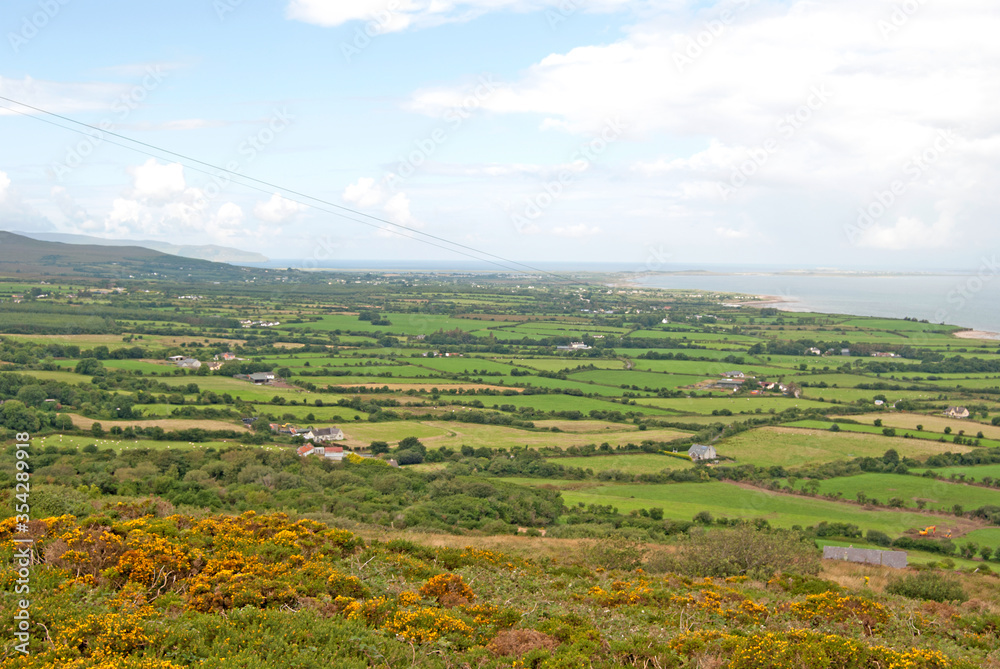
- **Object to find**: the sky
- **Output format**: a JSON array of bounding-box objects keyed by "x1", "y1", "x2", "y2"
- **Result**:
[{"x1": 0, "y1": 0, "x2": 997, "y2": 271}]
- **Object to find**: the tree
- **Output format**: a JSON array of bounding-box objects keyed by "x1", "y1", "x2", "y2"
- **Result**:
[
  {"x1": 399, "y1": 436, "x2": 426, "y2": 454},
  {"x1": 1, "y1": 400, "x2": 40, "y2": 433},
  {"x1": 370, "y1": 441, "x2": 390, "y2": 455},
  {"x1": 91, "y1": 422, "x2": 105, "y2": 437},
  {"x1": 251, "y1": 418, "x2": 271, "y2": 433},
  {"x1": 16, "y1": 384, "x2": 46, "y2": 408},
  {"x1": 74, "y1": 358, "x2": 104, "y2": 375}
]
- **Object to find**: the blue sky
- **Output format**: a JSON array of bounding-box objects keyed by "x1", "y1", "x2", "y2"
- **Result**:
[{"x1": 1, "y1": 0, "x2": 997, "y2": 270}]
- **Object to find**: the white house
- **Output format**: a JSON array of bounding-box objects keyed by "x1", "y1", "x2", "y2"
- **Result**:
[
  {"x1": 304, "y1": 426, "x2": 345, "y2": 442},
  {"x1": 688, "y1": 444, "x2": 718, "y2": 461},
  {"x1": 296, "y1": 445, "x2": 346, "y2": 461},
  {"x1": 944, "y1": 406, "x2": 970, "y2": 419}
]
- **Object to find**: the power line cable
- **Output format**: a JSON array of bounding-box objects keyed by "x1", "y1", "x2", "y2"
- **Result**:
[{"x1": 0, "y1": 95, "x2": 588, "y2": 285}]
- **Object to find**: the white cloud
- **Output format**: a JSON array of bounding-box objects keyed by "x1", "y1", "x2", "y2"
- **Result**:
[
  {"x1": 50, "y1": 186, "x2": 88, "y2": 222},
  {"x1": 286, "y1": 0, "x2": 631, "y2": 33},
  {"x1": 552, "y1": 224, "x2": 601, "y2": 238},
  {"x1": 0, "y1": 76, "x2": 128, "y2": 117},
  {"x1": 343, "y1": 177, "x2": 386, "y2": 209},
  {"x1": 856, "y1": 215, "x2": 955, "y2": 250},
  {"x1": 714, "y1": 226, "x2": 750, "y2": 240},
  {"x1": 0, "y1": 171, "x2": 53, "y2": 231},
  {"x1": 342, "y1": 177, "x2": 424, "y2": 237},
  {"x1": 129, "y1": 159, "x2": 186, "y2": 203},
  {"x1": 105, "y1": 198, "x2": 153, "y2": 235},
  {"x1": 254, "y1": 193, "x2": 306, "y2": 223},
  {"x1": 121, "y1": 119, "x2": 229, "y2": 131},
  {"x1": 213, "y1": 202, "x2": 246, "y2": 230}
]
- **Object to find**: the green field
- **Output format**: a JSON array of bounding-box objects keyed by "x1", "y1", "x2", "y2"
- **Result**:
[
  {"x1": 556, "y1": 481, "x2": 953, "y2": 536},
  {"x1": 544, "y1": 453, "x2": 694, "y2": 473},
  {"x1": 928, "y1": 463, "x2": 1000, "y2": 482},
  {"x1": 30, "y1": 434, "x2": 283, "y2": 454},
  {"x1": 640, "y1": 396, "x2": 831, "y2": 415},
  {"x1": 808, "y1": 473, "x2": 1000, "y2": 511},
  {"x1": 715, "y1": 426, "x2": 972, "y2": 468}
]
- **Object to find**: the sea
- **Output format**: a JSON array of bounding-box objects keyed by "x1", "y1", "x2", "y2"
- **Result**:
[
  {"x1": 633, "y1": 272, "x2": 1000, "y2": 335},
  {"x1": 262, "y1": 259, "x2": 1000, "y2": 335}
]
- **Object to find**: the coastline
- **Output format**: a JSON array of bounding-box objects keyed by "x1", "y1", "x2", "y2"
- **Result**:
[{"x1": 953, "y1": 330, "x2": 1000, "y2": 341}]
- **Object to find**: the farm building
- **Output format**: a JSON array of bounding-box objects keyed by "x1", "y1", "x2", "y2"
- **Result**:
[
  {"x1": 304, "y1": 426, "x2": 345, "y2": 442},
  {"x1": 688, "y1": 444, "x2": 717, "y2": 461},
  {"x1": 176, "y1": 358, "x2": 201, "y2": 369},
  {"x1": 247, "y1": 372, "x2": 275, "y2": 385},
  {"x1": 296, "y1": 445, "x2": 346, "y2": 461}
]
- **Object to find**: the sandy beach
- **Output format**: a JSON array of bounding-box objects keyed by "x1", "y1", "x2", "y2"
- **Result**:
[{"x1": 953, "y1": 330, "x2": 1000, "y2": 340}]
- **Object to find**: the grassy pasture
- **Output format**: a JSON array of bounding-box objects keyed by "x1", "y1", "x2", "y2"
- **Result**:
[
  {"x1": 530, "y1": 419, "x2": 643, "y2": 433},
  {"x1": 808, "y1": 473, "x2": 1000, "y2": 512},
  {"x1": 556, "y1": 481, "x2": 962, "y2": 537},
  {"x1": 630, "y1": 359, "x2": 788, "y2": 377},
  {"x1": 799, "y1": 388, "x2": 939, "y2": 402},
  {"x1": 639, "y1": 396, "x2": 831, "y2": 415},
  {"x1": 787, "y1": 419, "x2": 1000, "y2": 449},
  {"x1": 411, "y1": 358, "x2": 516, "y2": 375},
  {"x1": 497, "y1": 394, "x2": 674, "y2": 416},
  {"x1": 568, "y1": 369, "x2": 708, "y2": 390},
  {"x1": 716, "y1": 426, "x2": 972, "y2": 468},
  {"x1": 960, "y1": 528, "x2": 1000, "y2": 551},
  {"x1": 504, "y1": 358, "x2": 625, "y2": 372},
  {"x1": 30, "y1": 433, "x2": 280, "y2": 454},
  {"x1": 930, "y1": 463, "x2": 1000, "y2": 482},
  {"x1": 544, "y1": 453, "x2": 694, "y2": 473},
  {"x1": 283, "y1": 313, "x2": 504, "y2": 335},
  {"x1": 409, "y1": 421, "x2": 689, "y2": 452},
  {"x1": 848, "y1": 413, "x2": 1000, "y2": 439}
]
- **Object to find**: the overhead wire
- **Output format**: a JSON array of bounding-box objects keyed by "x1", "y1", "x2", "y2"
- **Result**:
[{"x1": 0, "y1": 94, "x2": 590, "y2": 286}]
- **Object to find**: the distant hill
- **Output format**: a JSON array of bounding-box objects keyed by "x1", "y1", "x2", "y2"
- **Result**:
[
  {"x1": 20, "y1": 232, "x2": 268, "y2": 264},
  {"x1": 0, "y1": 230, "x2": 256, "y2": 281}
]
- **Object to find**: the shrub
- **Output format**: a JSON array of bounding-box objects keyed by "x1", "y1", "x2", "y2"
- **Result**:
[
  {"x1": 673, "y1": 525, "x2": 821, "y2": 579},
  {"x1": 585, "y1": 535, "x2": 647, "y2": 570},
  {"x1": 886, "y1": 572, "x2": 967, "y2": 603},
  {"x1": 487, "y1": 629, "x2": 559, "y2": 657},
  {"x1": 865, "y1": 530, "x2": 892, "y2": 547}
]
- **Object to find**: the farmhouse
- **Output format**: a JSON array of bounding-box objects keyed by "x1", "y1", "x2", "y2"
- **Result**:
[
  {"x1": 304, "y1": 426, "x2": 345, "y2": 442},
  {"x1": 556, "y1": 342, "x2": 591, "y2": 350},
  {"x1": 944, "y1": 406, "x2": 970, "y2": 419},
  {"x1": 295, "y1": 445, "x2": 346, "y2": 460},
  {"x1": 715, "y1": 378, "x2": 744, "y2": 391},
  {"x1": 688, "y1": 444, "x2": 717, "y2": 461},
  {"x1": 722, "y1": 371, "x2": 745, "y2": 378},
  {"x1": 807, "y1": 347, "x2": 822, "y2": 356}
]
